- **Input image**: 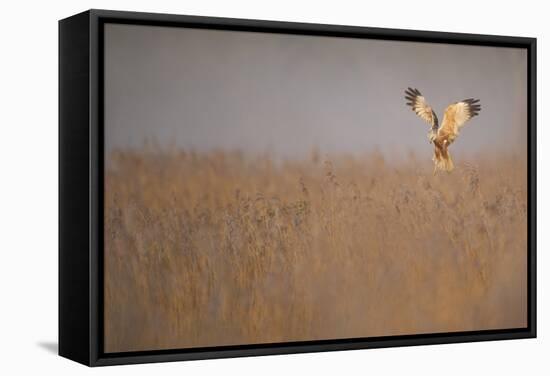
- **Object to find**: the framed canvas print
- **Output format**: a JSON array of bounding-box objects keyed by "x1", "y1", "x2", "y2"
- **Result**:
[{"x1": 59, "y1": 9, "x2": 537, "y2": 366}]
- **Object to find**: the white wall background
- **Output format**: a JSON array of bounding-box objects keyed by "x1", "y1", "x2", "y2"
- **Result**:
[{"x1": 0, "y1": 0, "x2": 546, "y2": 374}]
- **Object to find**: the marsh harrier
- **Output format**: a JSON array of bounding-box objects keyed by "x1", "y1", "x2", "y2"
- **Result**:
[{"x1": 404, "y1": 88, "x2": 481, "y2": 173}]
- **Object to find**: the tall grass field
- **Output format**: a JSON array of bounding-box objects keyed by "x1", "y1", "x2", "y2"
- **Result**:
[{"x1": 104, "y1": 149, "x2": 527, "y2": 352}]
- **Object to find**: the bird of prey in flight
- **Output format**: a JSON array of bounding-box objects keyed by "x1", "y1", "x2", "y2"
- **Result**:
[{"x1": 405, "y1": 88, "x2": 481, "y2": 174}]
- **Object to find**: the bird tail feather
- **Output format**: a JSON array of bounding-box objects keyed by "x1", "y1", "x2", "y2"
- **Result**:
[{"x1": 433, "y1": 149, "x2": 454, "y2": 172}]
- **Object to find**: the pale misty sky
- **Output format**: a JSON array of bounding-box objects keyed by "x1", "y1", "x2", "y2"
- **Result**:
[{"x1": 104, "y1": 23, "x2": 527, "y2": 160}]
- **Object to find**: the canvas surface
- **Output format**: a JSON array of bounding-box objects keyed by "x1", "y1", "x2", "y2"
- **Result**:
[{"x1": 103, "y1": 23, "x2": 528, "y2": 353}]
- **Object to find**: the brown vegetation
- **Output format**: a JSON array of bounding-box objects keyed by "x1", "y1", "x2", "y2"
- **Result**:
[{"x1": 104, "y1": 149, "x2": 527, "y2": 352}]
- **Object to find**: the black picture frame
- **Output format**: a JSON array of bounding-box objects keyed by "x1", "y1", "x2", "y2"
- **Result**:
[{"x1": 59, "y1": 9, "x2": 537, "y2": 367}]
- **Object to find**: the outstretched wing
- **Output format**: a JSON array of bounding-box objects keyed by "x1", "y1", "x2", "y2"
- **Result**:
[
  {"x1": 404, "y1": 88, "x2": 439, "y2": 130},
  {"x1": 440, "y1": 98, "x2": 481, "y2": 138}
]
